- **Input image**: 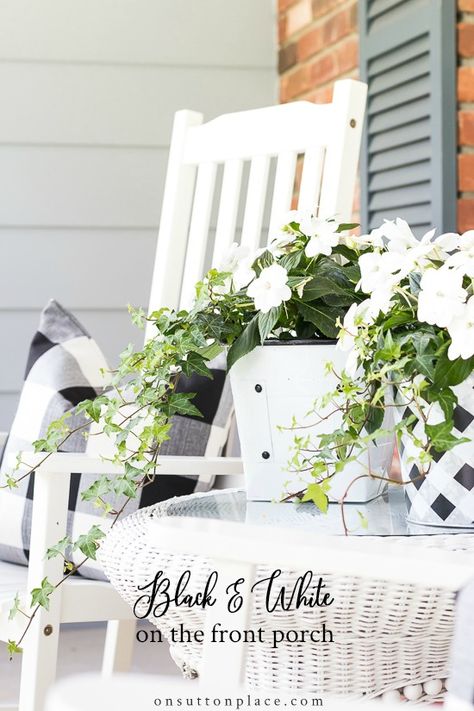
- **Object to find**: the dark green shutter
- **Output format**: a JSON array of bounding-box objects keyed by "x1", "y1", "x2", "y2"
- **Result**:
[{"x1": 359, "y1": 0, "x2": 457, "y2": 236}]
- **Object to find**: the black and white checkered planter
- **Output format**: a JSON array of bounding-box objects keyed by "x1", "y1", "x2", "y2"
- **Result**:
[{"x1": 399, "y1": 377, "x2": 474, "y2": 528}]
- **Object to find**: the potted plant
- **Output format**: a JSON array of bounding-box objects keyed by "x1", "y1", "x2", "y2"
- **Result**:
[
  {"x1": 224, "y1": 213, "x2": 393, "y2": 503},
  {"x1": 288, "y1": 219, "x2": 474, "y2": 528}
]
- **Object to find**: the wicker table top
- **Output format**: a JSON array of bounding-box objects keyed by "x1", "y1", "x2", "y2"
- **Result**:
[{"x1": 160, "y1": 486, "x2": 474, "y2": 537}]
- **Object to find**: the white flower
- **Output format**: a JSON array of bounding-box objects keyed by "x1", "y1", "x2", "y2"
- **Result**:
[
  {"x1": 247, "y1": 264, "x2": 291, "y2": 313},
  {"x1": 436, "y1": 232, "x2": 460, "y2": 252},
  {"x1": 345, "y1": 226, "x2": 384, "y2": 250},
  {"x1": 417, "y1": 267, "x2": 467, "y2": 328},
  {"x1": 368, "y1": 284, "x2": 395, "y2": 317},
  {"x1": 299, "y1": 216, "x2": 340, "y2": 257},
  {"x1": 337, "y1": 303, "x2": 359, "y2": 352},
  {"x1": 219, "y1": 243, "x2": 261, "y2": 291},
  {"x1": 448, "y1": 296, "x2": 474, "y2": 360},
  {"x1": 357, "y1": 251, "x2": 404, "y2": 293},
  {"x1": 446, "y1": 230, "x2": 474, "y2": 277},
  {"x1": 383, "y1": 218, "x2": 419, "y2": 252}
]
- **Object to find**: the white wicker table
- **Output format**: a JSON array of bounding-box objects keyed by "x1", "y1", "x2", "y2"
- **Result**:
[{"x1": 99, "y1": 487, "x2": 474, "y2": 702}]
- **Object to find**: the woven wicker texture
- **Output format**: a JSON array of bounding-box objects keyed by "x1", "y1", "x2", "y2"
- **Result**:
[{"x1": 99, "y1": 491, "x2": 474, "y2": 700}]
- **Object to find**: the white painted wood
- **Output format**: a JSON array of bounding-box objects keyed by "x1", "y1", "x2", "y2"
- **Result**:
[
  {"x1": 145, "y1": 110, "x2": 202, "y2": 320},
  {"x1": 0, "y1": 0, "x2": 275, "y2": 68},
  {"x1": 18, "y1": 470, "x2": 69, "y2": 711},
  {"x1": 10, "y1": 454, "x2": 244, "y2": 478},
  {"x1": 241, "y1": 156, "x2": 271, "y2": 250},
  {"x1": 298, "y1": 147, "x2": 325, "y2": 213},
  {"x1": 101, "y1": 621, "x2": 136, "y2": 675},
  {"x1": 318, "y1": 80, "x2": 368, "y2": 220},
  {"x1": 182, "y1": 102, "x2": 331, "y2": 164},
  {"x1": 268, "y1": 151, "x2": 298, "y2": 238},
  {"x1": 180, "y1": 162, "x2": 218, "y2": 308},
  {"x1": 212, "y1": 160, "x2": 244, "y2": 268}
]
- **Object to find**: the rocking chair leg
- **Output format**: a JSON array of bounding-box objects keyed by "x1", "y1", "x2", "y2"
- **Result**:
[
  {"x1": 102, "y1": 620, "x2": 136, "y2": 675},
  {"x1": 18, "y1": 611, "x2": 60, "y2": 711}
]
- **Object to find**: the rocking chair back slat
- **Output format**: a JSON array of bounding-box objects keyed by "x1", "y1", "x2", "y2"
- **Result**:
[
  {"x1": 240, "y1": 155, "x2": 271, "y2": 252},
  {"x1": 268, "y1": 150, "x2": 298, "y2": 238},
  {"x1": 212, "y1": 158, "x2": 245, "y2": 268},
  {"x1": 180, "y1": 161, "x2": 218, "y2": 308},
  {"x1": 146, "y1": 77, "x2": 367, "y2": 336}
]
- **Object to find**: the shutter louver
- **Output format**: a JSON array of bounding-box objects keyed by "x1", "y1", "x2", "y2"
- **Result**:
[{"x1": 359, "y1": 0, "x2": 457, "y2": 236}]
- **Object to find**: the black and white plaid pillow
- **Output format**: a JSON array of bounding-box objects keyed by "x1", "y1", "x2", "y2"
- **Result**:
[{"x1": 0, "y1": 300, "x2": 232, "y2": 578}]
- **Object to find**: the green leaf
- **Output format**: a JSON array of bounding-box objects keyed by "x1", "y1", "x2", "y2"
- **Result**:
[
  {"x1": 301, "y1": 483, "x2": 329, "y2": 513},
  {"x1": 112, "y1": 475, "x2": 139, "y2": 499},
  {"x1": 405, "y1": 353, "x2": 435, "y2": 380},
  {"x1": 31, "y1": 577, "x2": 54, "y2": 611},
  {"x1": 8, "y1": 594, "x2": 22, "y2": 621},
  {"x1": 168, "y1": 392, "x2": 202, "y2": 418},
  {"x1": 425, "y1": 422, "x2": 469, "y2": 454},
  {"x1": 46, "y1": 536, "x2": 71, "y2": 560},
  {"x1": 279, "y1": 250, "x2": 303, "y2": 271},
  {"x1": 182, "y1": 352, "x2": 213, "y2": 379},
  {"x1": 301, "y1": 276, "x2": 353, "y2": 302},
  {"x1": 337, "y1": 222, "x2": 359, "y2": 232},
  {"x1": 196, "y1": 341, "x2": 223, "y2": 361},
  {"x1": 295, "y1": 299, "x2": 340, "y2": 338},
  {"x1": 258, "y1": 307, "x2": 281, "y2": 343},
  {"x1": 381, "y1": 311, "x2": 414, "y2": 332},
  {"x1": 366, "y1": 405, "x2": 384, "y2": 435},
  {"x1": 357, "y1": 510, "x2": 368, "y2": 530},
  {"x1": 434, "y1": 352, "x2": 474, "y2": 388},
  {"x1": 409, "y1": 272, "x2": 422, "y2": 296},
  {"x1": 73, "y1": 525, "x2": 106, "y2": 560},
  {"x1": 81, "y1": 476, "x2": 112, "y2": 503},
  {"x1": 7, "y1": 640, "x2": 22, "y2": 658},
  {"x1": 227, "y1": 317, "x2": 260, "y2": 370}
]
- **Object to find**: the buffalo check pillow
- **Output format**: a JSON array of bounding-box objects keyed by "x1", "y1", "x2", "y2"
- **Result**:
[{"x1": 0, "y1": 300, "x2": 232, "y2": 578}]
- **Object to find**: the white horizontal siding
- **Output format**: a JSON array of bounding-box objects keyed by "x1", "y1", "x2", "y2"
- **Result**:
[
  {"x1": 0, "y1": 0, "x2": 277, "y2": 430},
  {"x1": 0, "y1": 0, "x2": 275, "y2": 67}
]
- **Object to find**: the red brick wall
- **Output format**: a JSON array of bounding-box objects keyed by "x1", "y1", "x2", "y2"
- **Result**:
[
  {"x1": 458, "y1": 0, "x2": 474, "y2": 233},
  {"x1": 278, "y1": 0, "x2": 473, "y2": 233}
]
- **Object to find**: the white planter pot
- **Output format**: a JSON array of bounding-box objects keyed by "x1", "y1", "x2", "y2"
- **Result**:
[
  {"x1": 230, "y1": 341, "x2": 394, "y2": 503},
  {"x1": 399, "y1": 375, "x2": 474, "y2": 528}
]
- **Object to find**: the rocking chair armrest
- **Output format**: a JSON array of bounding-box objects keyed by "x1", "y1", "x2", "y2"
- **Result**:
[{"x1": 7, "y1": 452, "x2": 244, "y2": 478}]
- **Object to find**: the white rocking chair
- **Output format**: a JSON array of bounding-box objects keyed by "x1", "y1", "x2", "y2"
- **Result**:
[{"x1": 0, "y1": 78, "x2": 367, "y2": 711}]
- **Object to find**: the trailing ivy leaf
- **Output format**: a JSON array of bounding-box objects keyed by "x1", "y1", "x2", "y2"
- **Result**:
[
  {"x1": 113, "y1": 475, "x2": 139, "y2": 499},
  {"x1": 73, "y1": 525, "x2": 106, "y2": 560},
  {"x1": 295, "y1": 299, "x2": 340, "y2": 339},
  {"x1": 46, "y1": 536, "x2": 72, "y2": 560},
  {"x1": 7, "y1": 640, "x2": 22, "y2": 659},
  {"x1": 357, "y1": 510, "x2": 369, "y2": 530},
  {"x1": 182, "y1": 352, "x2": 213, "y2": 379},
  {"x1": 427, "y1": 387, "x2": 457, "y2": 422},
  {"x1": 196, "y1": 341, "x2": 223, "y2": 361},
  {"x1": 433, "y1": 352, "x2": 474, "y2": 388},
  {"x1": 404, "y1": 353, "x2": 435, "y2": 380},
  {"x1": 81, "y1": 476, "x2": 112, "y2": 503},
  {"x1": 227, "y1": 317, "x2": 260, "y2": 370},
  {"x1": 301, "y1": 483, "x2": 329, "y2": 513},
  {"x1": 258, "y1": 307, "x2": 281, "y2": 343},
  {"x1": 8, "y1": 593, "x2": 22, "y2": 621},
  {"x1": 425, "y1": 422, "x2": 469, "y2": 454},
  {"x1": 168, "y1": 392, "x2": 202, "y2": 418},
  {"x1": 31, "y1": 577, "x2": 54, "y2": 611},
  {"x1": 366, "y1": 405, "x2": 384, "y2": 434}
]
